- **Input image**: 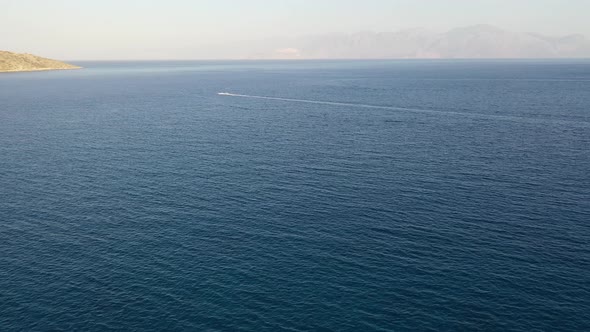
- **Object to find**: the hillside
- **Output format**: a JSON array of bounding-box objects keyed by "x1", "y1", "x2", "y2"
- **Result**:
[
  {"x1": 0, "y1": 51, "x2": 81, "y2": 72},
  {"x1": 257, "y1": 25, "x2": 590, "y2": 59}
]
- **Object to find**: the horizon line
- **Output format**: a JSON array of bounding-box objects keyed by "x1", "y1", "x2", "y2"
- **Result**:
[{"x1": 65, "y1": 57, "x2": 590, "y2": 62}]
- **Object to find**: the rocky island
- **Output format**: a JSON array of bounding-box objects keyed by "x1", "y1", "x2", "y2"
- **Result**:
[{"x1": 0, "y1": 51, "x2": 81, "y2": 73}]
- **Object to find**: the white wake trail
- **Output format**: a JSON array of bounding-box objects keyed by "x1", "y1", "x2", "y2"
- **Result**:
[
  {"x1": 217, "y1": 92, "x2": 441, "y2": 114},
  {"x1": 216, "y1": 92, "x2": 590, "y2": 127}
]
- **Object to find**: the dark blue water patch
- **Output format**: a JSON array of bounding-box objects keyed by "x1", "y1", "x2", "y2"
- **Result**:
[{"x1": 1, "y1": 60, "x2": 589, "y2": 331}]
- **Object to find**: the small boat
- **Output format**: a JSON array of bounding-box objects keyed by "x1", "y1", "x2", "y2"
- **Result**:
[{"x1": 217, "y1": 92, "x2": 232, "y2": 96}]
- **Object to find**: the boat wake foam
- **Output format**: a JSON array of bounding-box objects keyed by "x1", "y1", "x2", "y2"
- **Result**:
[
  {"x1": 217, "y1": 92, "x2": 433, "y2": 113},
  {"x1": 216, "y1": 92, "x2": 590, "y2": 127}
]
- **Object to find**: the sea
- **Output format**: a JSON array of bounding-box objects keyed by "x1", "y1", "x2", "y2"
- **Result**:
[{"x1": 1, "y1": 60, "x2": 589, "y2": 331}]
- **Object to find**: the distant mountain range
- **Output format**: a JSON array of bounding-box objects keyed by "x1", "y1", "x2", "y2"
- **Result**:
[
  {"x1": 250, "y1": 25, "x2": 590, "y2": 59},
  {"x1": 3, "y1": 25, "x2": 589, "y2": 62},
  {"x1": 0, "y1": 51, "x2": 80, "y2": 73}
]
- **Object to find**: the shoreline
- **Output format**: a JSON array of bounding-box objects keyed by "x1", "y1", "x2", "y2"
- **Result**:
[{"x1": 0, "y1": 67, "x2": 82, "y2": 73}]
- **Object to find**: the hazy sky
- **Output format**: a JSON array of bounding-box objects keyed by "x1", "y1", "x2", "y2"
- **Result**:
[{"x1": 2, "y1": 0, "x2": 589, "y2": 59}]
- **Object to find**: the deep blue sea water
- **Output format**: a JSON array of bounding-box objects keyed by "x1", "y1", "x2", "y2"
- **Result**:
[{"x1": 1, "y1": 60, "x2": 589, "y2": 331}]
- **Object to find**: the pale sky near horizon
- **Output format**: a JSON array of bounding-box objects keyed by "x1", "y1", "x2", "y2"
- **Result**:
[{"x1": 1, "y1": 0, "x2": 589, "y2": 60}]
